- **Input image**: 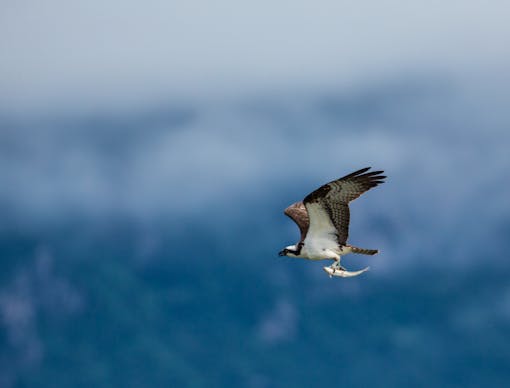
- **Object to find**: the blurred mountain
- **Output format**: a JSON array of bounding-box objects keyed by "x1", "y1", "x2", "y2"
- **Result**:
[{"x1": 1, "y1": 80, "x2": 510, "y2": 387}]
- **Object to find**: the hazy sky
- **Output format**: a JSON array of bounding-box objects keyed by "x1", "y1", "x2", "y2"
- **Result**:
[{"x1": 1, "y1": 0, "x2": 510, "y2": 112}]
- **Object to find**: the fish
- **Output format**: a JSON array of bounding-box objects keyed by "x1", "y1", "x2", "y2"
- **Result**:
[{"x1": 323, "y1": 265, "x2": 369, "y2": 278}]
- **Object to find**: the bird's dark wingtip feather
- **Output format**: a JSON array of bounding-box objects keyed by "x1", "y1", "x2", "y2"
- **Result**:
[
  {"x1": 340, "y1": 167, "x2": 372, "y2": 180},
  {"x1": 338, "y1": 167, "x2": 387, "y2": 185}
]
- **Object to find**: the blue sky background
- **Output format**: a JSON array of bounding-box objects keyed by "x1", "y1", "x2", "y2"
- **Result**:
[{"x1": 1, "y1": 1, "x2": 510, "y2": 387}]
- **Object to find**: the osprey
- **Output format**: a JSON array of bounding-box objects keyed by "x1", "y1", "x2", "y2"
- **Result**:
[{"x1": 279, "y1": 167, "x2": 386, "y2": 278}]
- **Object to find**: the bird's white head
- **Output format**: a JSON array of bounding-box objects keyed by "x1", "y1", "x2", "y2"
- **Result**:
[{"x1": 278, "y1": 244, "x2": 300, "y2": 257}]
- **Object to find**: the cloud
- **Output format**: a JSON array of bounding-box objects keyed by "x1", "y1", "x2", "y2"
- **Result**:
[
  {"x1": 0, "y1": 246, "x2": 83, "y2": 383},
  {"x1": 1, "y1": 1, "x2": 510, "y2": 113},
  {"x1": 257, "y1": 297, "x2": 298, "y2": 344},
  {"x1": 1, "y1": 75, "x2": 509, "y2": 273},
  {"x1": 1, "y1": 82, "x2": 508, "y2": 220}
]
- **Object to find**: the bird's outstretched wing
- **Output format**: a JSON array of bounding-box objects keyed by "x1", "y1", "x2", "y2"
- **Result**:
[
  {"x1": 284, "y1": 201, "x2": 309, "y2": 244},
  {"x1": 303, "y1": 167, "x2": 386, "y2": 245}
]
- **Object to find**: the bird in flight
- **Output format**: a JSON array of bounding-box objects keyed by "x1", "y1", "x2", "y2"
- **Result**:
[{"x1": 279, "y1": 167, "x2": 386, "y2": 278}]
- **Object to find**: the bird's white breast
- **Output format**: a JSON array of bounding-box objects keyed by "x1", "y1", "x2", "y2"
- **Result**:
[
  {"x1": 302, "y1": 202, "x2": 340, "y2": 260},
  {"x1": 301, "y1": 239, "x2": 340, "y2": 260}
]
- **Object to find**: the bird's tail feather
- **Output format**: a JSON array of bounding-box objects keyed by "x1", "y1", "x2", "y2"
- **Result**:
[{"x1": 348, "y1": 245, "x2": 379, "y2": 255}]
